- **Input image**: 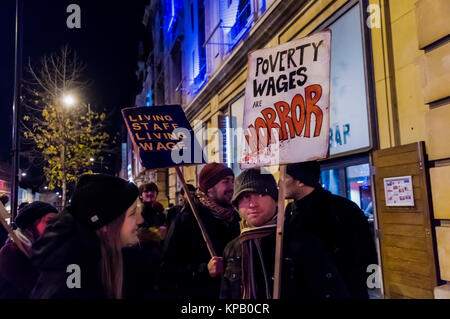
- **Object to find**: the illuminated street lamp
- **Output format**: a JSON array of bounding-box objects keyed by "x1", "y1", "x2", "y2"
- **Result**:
[
  {"x1": 90, "y1": 158, "x2": 94, "y2": 162},
  {"x1": 21, "y1": 172, "x2": 26, "y2": 177},
  {"x1": 62, "y1": 94, "x2": 76, "y2": 107}
]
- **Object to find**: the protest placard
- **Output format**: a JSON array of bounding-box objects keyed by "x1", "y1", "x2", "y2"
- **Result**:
[
  {"x1": 122, "y1": 105, "x2": 216, "y2": 257},
  {"x1": 241, "y1": 30, "x2": 331, "y2": 168},
  {"x1": 122, "y1": 105, "x2": 206, "y2": 170}
]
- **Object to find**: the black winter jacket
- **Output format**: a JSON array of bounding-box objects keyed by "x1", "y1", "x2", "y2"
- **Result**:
[
  {"x1": 30, "y1": 210, "x2": 106, "y2": 299},
  {"x1": 283, "y1": 186, "x2": 378, "y2": 299},
  {"x1": 220, "y1": 233, "x2": 276, "y2": 299},
  {"x1": 0, "y1": 241, "x2": 38, "y2": 299},
  {"x1": 160, "y1": 200, "x2": 240, "y2": 299},
  {"x1": 219, "y1": 224, "x2": 349, "y2": 299}
]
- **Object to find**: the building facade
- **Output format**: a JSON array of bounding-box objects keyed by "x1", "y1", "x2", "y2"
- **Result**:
[{"x1": 127, "y1": 0, "x2": 450, "y2": 298}]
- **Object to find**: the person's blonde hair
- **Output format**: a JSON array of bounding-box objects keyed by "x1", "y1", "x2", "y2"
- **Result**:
[{"x1": 96, "y1": 212, "x2": 126, "y2": 299}]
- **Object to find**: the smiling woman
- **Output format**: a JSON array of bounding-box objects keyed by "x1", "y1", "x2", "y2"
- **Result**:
[{"x1": 29, "y1": 174, "x2": 140, "y2": 299}]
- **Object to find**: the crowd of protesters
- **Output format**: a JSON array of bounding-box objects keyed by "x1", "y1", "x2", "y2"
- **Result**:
[{"x1": 0, "y1": 161, "x2": 377, "y2": 299}]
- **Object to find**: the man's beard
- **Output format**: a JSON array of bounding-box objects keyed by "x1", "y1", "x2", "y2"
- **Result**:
[{"x1": 212, "y1": 192, "x2": 233, "y2": 207}]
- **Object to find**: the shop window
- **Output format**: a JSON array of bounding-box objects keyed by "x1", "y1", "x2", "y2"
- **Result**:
[
  {"x1": 346, "y1": 163, "x2": 373, "y2": 221},
  {"x1": 321, "y1": 168, "x2": 346, "y2": 198},
  {"x1": 320, "y1": 162, "x2": 372, "y2": 222},
  {"x1": 328, "y1": 4, "x2": 371, "y2": 156}
]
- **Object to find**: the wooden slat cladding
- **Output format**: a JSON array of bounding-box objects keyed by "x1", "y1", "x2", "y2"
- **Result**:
[
  {"x1": 373, "y1": 142, "x2": 437, "y2": 298},
  {"x1": 382, "y1": 235, "x2": 428, "y2": 251},
  {"x1": 384, "y1": 270, "x2": 433, "y2": 290},
  {"x1": 375, "y1": 151, "x2": 421, "y2": 168},
  {"x1": 383, "y1": 259, "x2": 432, "y2": 277},
  {"x1": 389, "y1": 282, "x2": 434, "y2": 299},
  {"x1": 382, "y1": 213, "x2": 424, "y2": 225},
  {"x1": 382, "y1": 224, "x2": 425, "y2": 237},
  {"x1": 384, "y1": 247, "x2": 430, "y2": 263}
]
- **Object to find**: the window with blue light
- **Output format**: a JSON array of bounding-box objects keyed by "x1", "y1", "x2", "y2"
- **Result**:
[
  {"x1": 192, "y1": 0, "x2": 207, "y2": 93},
  {"x1": 191, "y1": 2, "x2": 194, "y2": 32},
  {"x1": 231, "y1": 0, "x2": 251, "y2": 40},
  {"x1": 146, "y1": 90, "x2": 152, "y2": 106},
  {"x1": 220, "y1": 0, "x2": 253, "y2": 50}
]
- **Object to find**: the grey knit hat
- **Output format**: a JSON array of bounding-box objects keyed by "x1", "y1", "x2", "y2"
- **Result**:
[{"x1": 232, "y1": 168, "x2": 278, "y2": 208}]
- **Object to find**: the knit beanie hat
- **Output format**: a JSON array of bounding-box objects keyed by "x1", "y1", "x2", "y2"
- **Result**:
[
  {"x1": 232, "y1": 168, "x2": 278, "y2": 208},
  {"x1": 15, "y1": 201, "x2": 58, "y2": 230},
  {"x1": 199, "y1": 162, "x2": 234, "y2": 193},
  {"x1": 286, "y1": 161, "x2": 321, "y2": 187},
  {"x1": 68, "y1": 174, "x2": 139, "y2": 230}
]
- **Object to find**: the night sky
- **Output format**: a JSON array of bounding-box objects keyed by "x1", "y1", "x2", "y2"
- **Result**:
[{"x1": 0, "y1": 0, "x2": 147, "y2": 172}]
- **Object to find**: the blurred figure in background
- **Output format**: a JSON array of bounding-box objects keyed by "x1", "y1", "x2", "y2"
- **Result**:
[
  {"x1": 0, "y1": 201, "x2": 58, "y2": 298},
  {"x1": 0, "y1": 195, "x2": 9, "y2": 248}
]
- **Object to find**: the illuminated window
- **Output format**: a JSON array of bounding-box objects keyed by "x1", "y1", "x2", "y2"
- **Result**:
[
  {"x1": 146, "y1": 90, "x2": 152, "y2": 106},
  {"x1": 328, "y1": 4, "x2": 370, "y2": 155},
  {"x1": 230, "y1": 0, "x2": 251, "y2": 42}
]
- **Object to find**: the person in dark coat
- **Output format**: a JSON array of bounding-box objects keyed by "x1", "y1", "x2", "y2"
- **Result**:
[
  {"x1": 0, "y1": 201, "x2": 58, "y2": 299},
  {"x1": 139, "y1": 182, "x2": 166, "y2": 228},
  {"x1": 220, "y1": 168, "x2": 278, "y2": 299},
  {"x1": 0, "y1": 195, "x2": 9, "y2": 248},
  {"x1": 282, "y1": 161, "x2": 378, "y2": 299},
  {"x1": 221, "y1": 168, "x2": 353, "y2": 300},
  {"x1": 30, "y1": 174, "x2": 143, "y2": 299},
  {"x1": 161, "y1": 163, "x2": 240, "y2": 299},
  {"x1": 166, "y1": 184, "x2": 196, "y2": 229}
]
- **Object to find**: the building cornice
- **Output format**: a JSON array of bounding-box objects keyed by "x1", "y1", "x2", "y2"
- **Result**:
[{"x1": 184, "y1": 0, "x2": 309, "y2": 121}]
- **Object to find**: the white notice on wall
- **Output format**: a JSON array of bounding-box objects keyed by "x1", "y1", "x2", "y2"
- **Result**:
[{"x1": 383, "y1": 176, "x2": 415, "y2": 207}]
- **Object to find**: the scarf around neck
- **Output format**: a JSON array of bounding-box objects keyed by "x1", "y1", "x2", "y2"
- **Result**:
[
  {"x1": 239, "y1": 213, "x2": 277, "y2": 299},
  {"x1": 195, "y1": 189, "x2": 237, "y2": 223}
]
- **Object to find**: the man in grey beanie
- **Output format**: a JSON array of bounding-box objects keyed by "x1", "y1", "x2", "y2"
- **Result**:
[{"x1": 220, "y1": 168, "x2": 278, "y2": 299}]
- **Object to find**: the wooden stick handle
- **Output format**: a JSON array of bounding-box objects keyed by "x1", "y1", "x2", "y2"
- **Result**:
[
  {"x1": 273, "y1": 165, "x2": 286, "y2": 299},
  {"x1": 0, "y1": 202, "x2": 30, "y2": 258},
  {"x1": 175, "y1": 166, "x2": 217, "y2": 257}
]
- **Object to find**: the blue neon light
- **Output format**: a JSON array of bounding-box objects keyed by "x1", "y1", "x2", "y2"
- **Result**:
[{"x1": 168, "y1": 0, "x2": 175, "y2": 31}]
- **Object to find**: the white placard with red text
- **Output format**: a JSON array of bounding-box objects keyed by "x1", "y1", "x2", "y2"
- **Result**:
[{"x1": 240, "y1": 30, "x2": 331, "y2": 168}]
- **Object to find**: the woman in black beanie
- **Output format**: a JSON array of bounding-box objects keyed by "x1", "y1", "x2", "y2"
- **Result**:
[{"x1": 30, "y1": 174, "x2": 142, "y2": 299}]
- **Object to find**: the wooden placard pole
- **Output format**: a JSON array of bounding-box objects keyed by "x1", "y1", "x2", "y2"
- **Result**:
[
  {"x1": 0, "y1": 201, "x2": 30, "y2": 258},
  {"x1": 175, "y1": 166, "x2": 217, "y2": 258},
  {"x1": 273, "y1": 164, "x2": 286, "y2": 299}
]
